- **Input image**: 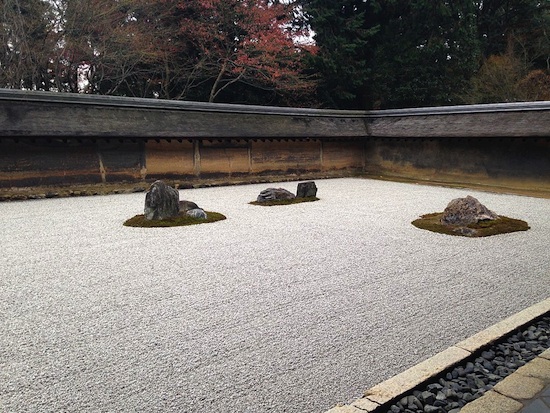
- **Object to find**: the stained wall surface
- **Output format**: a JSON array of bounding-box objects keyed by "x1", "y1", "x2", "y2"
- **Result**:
[{"x1": 1, "y1": 90, "x2": 549, "y2": 195}]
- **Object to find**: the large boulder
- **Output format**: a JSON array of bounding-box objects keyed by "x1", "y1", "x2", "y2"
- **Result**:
[
  {"x1": 144, "y1": 180, "x2": 180, "y2": 220},
  {"x1": 441, "y1": 195, "x2": 499, "y2": 226},
  {"x1": 296, "y1": 181, "x2": 317, "y2": 198},
  {"x1": 257, "y1": 187, "x2": 295, "y2": 203}
]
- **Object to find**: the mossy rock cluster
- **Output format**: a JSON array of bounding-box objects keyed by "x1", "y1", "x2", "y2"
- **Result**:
[
  {"x1": 124, "y1": 211, "x2": 226, "y2": 228},
  {"x1": 412, "y1": 212, "x2": 529, "y2": 237},
  {"x1": 249, "y1": 196, "x2": 319, "y2": 206}
]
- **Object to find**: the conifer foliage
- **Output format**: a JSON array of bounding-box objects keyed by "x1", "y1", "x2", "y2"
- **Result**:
[{"x1": 301, "y1": 0, "x2": 550, "y2": 109}]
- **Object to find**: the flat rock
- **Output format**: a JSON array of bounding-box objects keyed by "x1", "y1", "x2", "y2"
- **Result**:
[{"x1": 257, "y1": 188, "x2": 295, "y2": 202}]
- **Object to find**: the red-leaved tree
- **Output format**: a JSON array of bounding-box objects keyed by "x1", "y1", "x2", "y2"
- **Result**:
[
  {"x1": 2, "y1": 0, "x2": 317, "y2": 105},
  {"x1": 173, "y1": 0, "x2": 317, "y2": 103}
]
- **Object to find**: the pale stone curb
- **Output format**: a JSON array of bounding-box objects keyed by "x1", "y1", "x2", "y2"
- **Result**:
[
  {"x1": 323, "y1": 297, "x2": 550, "y2": 413},
  {"x1": 362, "y1": 347, "x2": 470, "y2": 406},
  {"x1": 540, "y1": 348, "x2": 550, "y2": 361},
  {"x1": 514, "y1": 357, "x2": 550, "y2": 382},
  {"x1": 457, "y1": 354, "x2": 550, "y2": 413},
  {"x1": 455, "y1": 297, "x2": 550, "y2": 353},
  {"x1": 458, "y1": 390, "x2": 524, "y2": 413},
  {"x1": 493, "y1": 375, "x2": 545, "y2": 400},
  {"x1": 325, "y1": 405, "x2": 365, "y2": 413}
]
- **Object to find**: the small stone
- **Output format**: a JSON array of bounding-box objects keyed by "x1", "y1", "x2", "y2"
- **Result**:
[
  {"x1": 523, "y1": 331, "x2": 536, "y2": 340},
  {"x1": 427, "y1": 383, "x2": 443, "y2": 392},
  {"x1": 179, "y1": 200, "x2": 199, "y2": 212},
  {"x1": 407, "y1": 395, "x2": 422, "y2": 410},
  {"x1": 443, "y1": 388, "x2": 458, "y2": 400},
  {"x1": 423, "y1": 405, "x2": 441, "y2": 413},
  {"x1": 483, "y1": 360, "x2": 494, "y2": 371},
  {"x1": 449, "y1": 382, "x2": 461, "y2": 391},
  {"x1": 186, "y1": 208, "x2": 207, "y2": 220},
  {"x1": 474, "y1": 377, "x2": 487, "y2": 389},
  {"x1": 420, "y1": 391, "x2": 436, "y2": 405},
  {"x1": 453, "y1": 226, "x2": 478, "y2": 236},
  {"x1": 487, "y1": 373, "x2": 502, "y2": 382}
]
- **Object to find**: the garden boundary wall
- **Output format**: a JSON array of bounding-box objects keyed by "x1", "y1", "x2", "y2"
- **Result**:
[{"x1": 0, "y1": 89, "x2": 549, "y2": 196}]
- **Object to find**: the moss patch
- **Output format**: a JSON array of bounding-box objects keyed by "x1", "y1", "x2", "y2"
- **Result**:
[
  {"x1": 250, "y1": 197, "x2": 319, "y2": 206},
  {"x1": 124, "y1": 211, "x2": 226, "y2": 228},
  {"x1": 412, "y1": 212, "x2": 529, "y2": 237}
]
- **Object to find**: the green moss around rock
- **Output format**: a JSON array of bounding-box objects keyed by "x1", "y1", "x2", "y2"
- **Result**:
[
  {"x1": 250, "y1": 197, "x2": 319, "y2": 206},
  {"x1": 124, "y1": 211, "x2": 226, "y2": 228},
  {"x1": 412, "y1": 212, "x2": 529, "y2": 237}
]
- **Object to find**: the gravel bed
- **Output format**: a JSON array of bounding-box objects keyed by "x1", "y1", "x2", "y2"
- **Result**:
[
  {"x1": 1, "y1": 178, "x2": 549, "y2": 413},
  {"x1": 384, "y1": 315, "x2": 550, "y2": 413}
]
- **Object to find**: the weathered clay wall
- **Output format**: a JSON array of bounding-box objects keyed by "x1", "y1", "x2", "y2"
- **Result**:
[
  {"x1": 1, "y1": 90, "x2": 549, "y2": 196},
  {"x1": 0, "y1": 138, "x2": 365, "y2": 187},
  {"x1": 364, "y1": 137, "x2": 550, "y2": 195}
]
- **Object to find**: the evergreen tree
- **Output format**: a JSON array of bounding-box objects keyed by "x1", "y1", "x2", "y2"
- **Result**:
[
  {"x1": 301, "y1": 0, "x2": 375, "y2": 108},
  {"x1": 369, "y1": 0, "x2": 481, "y2": 108},
  {"x1": 303, "y1": 0, "x2": 481, "y2": 109}
]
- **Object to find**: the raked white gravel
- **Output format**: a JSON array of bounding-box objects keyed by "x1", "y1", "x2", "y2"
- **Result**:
[{"x1": 1, "y1": 178, "x2": 549, "y2": 413}]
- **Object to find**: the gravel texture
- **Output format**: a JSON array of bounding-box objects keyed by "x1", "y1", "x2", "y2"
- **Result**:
[
  {"x1": 385, "y1": 316, "x2": 550, "y2": 413},
  {"x1": 1, "y1": 178, "x2": 549, "y2": 413}
]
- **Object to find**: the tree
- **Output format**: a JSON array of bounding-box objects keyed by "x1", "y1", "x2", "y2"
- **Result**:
[
  {"x1": 1, "y1": 0, "x2": 317, "y2": 106},
  {"x1": 464, "y1": 53, "x2": 526, "y2": 103},
  {"x1": 517, "y1": 69, "x2": 550, "y2": 101},
  {"x1": 170, "y1": 0, "x2": 317, "y2": 104},
  {"x1": 303, "y1": 0, "x2": 550, "y2": 108},
  {"x1": 0, "y1": 0, "x2": 59, "y2": 90},
  {"x1": 58, "y1": 0, "x2": 165, "y2": 95},
  {"x1": 464, "y1": 1, "x2": 550, "y2": 104},
  {"x1": 303, "y1": 0, "x2": 481, "y2": 109},
  {"x1": 300, "y1": 0, "x2": 374, "y2": 109},
  {"x1": 475, "y1": 0, "x2": 546, "y2": 58}
]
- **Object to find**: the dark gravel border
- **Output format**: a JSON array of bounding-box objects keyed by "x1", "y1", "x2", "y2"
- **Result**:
[{"x1": 380, "y1": 314, "x2": 550, "y2": 413}]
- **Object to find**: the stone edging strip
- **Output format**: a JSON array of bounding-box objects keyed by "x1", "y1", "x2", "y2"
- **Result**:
[
  {"x1": 325, "y1": 297, "x2": 550, "y2": 413},
  {"x1": 458, "y1": 348, "x2": 550, "y2": 413}
]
